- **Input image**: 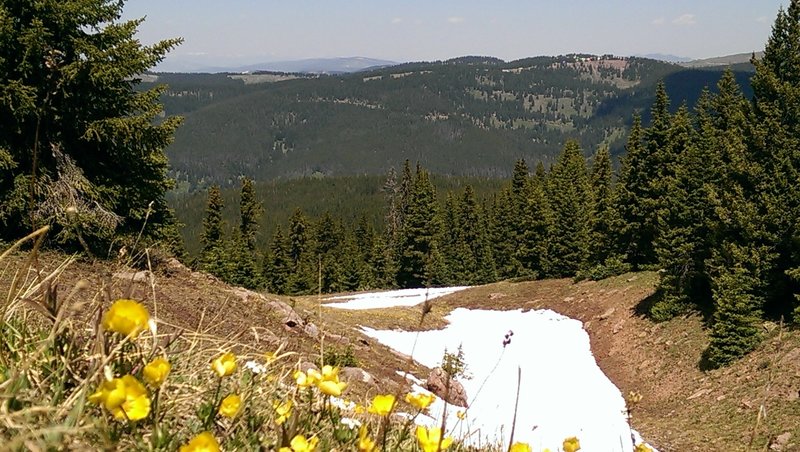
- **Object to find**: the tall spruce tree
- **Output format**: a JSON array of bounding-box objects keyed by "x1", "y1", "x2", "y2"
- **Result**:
[
  {"x1": 0, "y1": 0, "x2": 183, "y2": 252},
  {"x1": 489, "y1": 189, "x2": 521, "y2": 279},
  {"x1": 547, "y1": 140, "x2": 591, "y2": 277},
  {"x1": 516, "y1": 173, "x2": 550, "y2": 277},
  {"x1": 239, "y1": 177, "x2": 261, "y2": 252},
  {"x1": 749, "y1": 0, "x2": 800, "y2": 320},
  {"x1": 264, "y1": 225, "x2": 291, "y2": 294},
  {"x1": 199, "y1": 185, "x2": 226, "y2": 274},
  {"x1": 588, "y1": 146, "x2": 615, "y2": 266},
  {"x1": 397, "y1": 165, "x2": 441, "y2": 288},
  {"x1": 614, "y1": 115, "x2": 651, "y2": 266},
  {"x1": 287, "y1": 208, "x2": 313, "y2": 293},
  {"x1": 651, "y1": 104, "x2": 707, "y2": 320},
  {"x1": 457, "y1": 185, "x2": 496, "y2": 284},
  {"x1": 706, "y1": 247, "x2": 764, "y2": 368}
]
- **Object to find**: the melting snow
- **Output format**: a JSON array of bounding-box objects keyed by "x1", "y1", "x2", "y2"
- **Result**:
[
  {"x1": 323, "y1": 286, "x2": 469, "y2": 310},
  {"x1": 348, "y1": 288, "x2": 656, "y2": 452}
]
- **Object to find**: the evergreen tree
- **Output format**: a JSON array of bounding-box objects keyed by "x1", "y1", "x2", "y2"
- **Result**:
[
  {"x1": 749, "y1": 1, "x2": 800, "y2": 320},
  {"x1": 651, "y1": 104, "x2": 707, "y2": 319},
  {"x1": 239, "y1": 177, "x2": 262, "y2": 252},
  {"x1": 315, "y1": 212, "x2": 345, "y2": 293},
  {"x1": 0, "y1": 0, "x2": 183, "y2": 252},
  {"x1": 439, "y1": 193, "x2": 461, "y2": 285},
  {"x1": 489, "y1": 189, "x2": 521, "y2": 279},
  {"x1": 588, "y1": 146, "x2": 615, "y2": 266},
  {"x1": 516, "y1": 174, "x2": 550, "y2": 277},
  {"x1": 287, "y1": 208, "x2": 313, "y2": 293},
  {"x1": 614, "y1": 115, "x2": 649, "y2": 266},
  {"x1": 458, "y1": 185, "x2": 496, "y2": 284},
  {"x1": 547, "y1": 140, "x2": 591, "y2": 277},
  {"x1": 705, "y1": 247, "x2": 764, "y2": 368},
  {"x1": 199, "y1": 185, "x2": 225, "y2": 271},
  {"x1": 382, "y1": 167, "x2": 401, "y2": 247},
  {"x1": 224, "y1": 232, "x2": 262, "y2": 289},
  {"x1": 397, "y1": 165, "x2": 441, "y2": 288},
  {"x1": 264, "y1": 225, "x2": 291, "y2": 294}
]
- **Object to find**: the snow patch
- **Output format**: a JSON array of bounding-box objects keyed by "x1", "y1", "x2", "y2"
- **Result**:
[
  {"x1": 362, "y1": 305, "x2": 656, "y2": 451},
  {"x1": 323, "y1": 286, "x2": 469, "y2": 310}
]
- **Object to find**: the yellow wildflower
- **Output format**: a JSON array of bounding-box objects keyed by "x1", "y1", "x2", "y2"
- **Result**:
[
  {"x1": 353, "y1": 404, "x2": 366, "y2": 414},
  {"x1": 405, "y1": 391, "x2": 436, "y2": 410},
  {"x1": 316, "y1": 365, "x2": 347, "y2": 396},
  {"x1": 634, "y1": 444, "x2": 654, "y2": 452},
  {"x1": 358, "y1": 425, "x2": 375, "y2": 452},
  {"x1": 142, "y1": 357, "x2": 171, "y2": 388},
  {"x1": 509, "y1": 442, "x2": 532, "y2": 452},
  {"x1": 562, "y1": 436, "x2": 581, "y2": 452},
  {"x1": 274, "y1": 399, "x2": 293, "y2": 425},
  {"x1": 279, "y1": 434, "x2": 318, "y2": 452},
  {"x1": 415, "y1": 425, "x2": 453, "y2": 452},
  {"x1": 294, "y1": 368, "x2": 321, "y2": 387},
  {"x1": 369, "y1": 394, "x2": 396, "y2": 416},
  {"x1": 180, "y1": 431, "x2": 220, "y2": 452},
  {"x1": 456, "y1": 410, "x2": 466, "y2": 420},
  {"x1": 102, "y1": 299, "x2": 150, "y2": 339},
  {"x1": 89, "y1": 375, "x2": 150, "y2": 421},
  {"x1": 218, "y1": 394, "x2": 241, "y2": 418},
  {"x1": 211, "y1": 352, "x2": 237, "y2": 377}
]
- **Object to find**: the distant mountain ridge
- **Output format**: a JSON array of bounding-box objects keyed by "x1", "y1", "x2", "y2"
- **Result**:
[
  {"x1": 680, "y1": 52, "x2": 763, "y2": 68},
  {"x1": 148, "y1": 54, "x2": 754, "y2": 188},
  {"x1": 198, "y1": 57, "x2": 398, "y2": 74}
]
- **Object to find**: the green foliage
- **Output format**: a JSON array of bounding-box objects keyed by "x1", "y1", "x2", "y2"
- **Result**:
[
  {"x1": 705, "y1": 258, "x2": 763, "y2": 368},
  {"x1": 322, "y1": 345, "x2": 359, "y2": 368},
  {"x1": 575, "y1": 255, "x2": 631, "y2": 282},
  {"x1": 588, "y1": 146, "x2": 616, "y2": 265},
  {"x1": 239, "y1": 177, "x2": 262, "y2": 252},
  {"x1": 441, "y1": 344, "x2": 470, "y2": 380},
  {"x1": 200, "y1": 185, "x2": 224, "y2": 258},
  {"x1": 0, "y1": 0, "x2": 183, "y2": 252},
  {"x1": 396, "y1": 166, "x2": 442, "y2": 288},
  {"x1": 546, "y1": 140, "x2": 591, "y2": 277}
]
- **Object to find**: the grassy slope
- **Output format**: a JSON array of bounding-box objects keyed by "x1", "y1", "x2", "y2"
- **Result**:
[{"x1": 4, "y1": 252, "x2": 798, "y2": 450}]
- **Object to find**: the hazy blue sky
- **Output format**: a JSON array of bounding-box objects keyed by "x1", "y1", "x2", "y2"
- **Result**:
[{"x1": 122, "y1": 0, "x2": 786, "y2": 70}]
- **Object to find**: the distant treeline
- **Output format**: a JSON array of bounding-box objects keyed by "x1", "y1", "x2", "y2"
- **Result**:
[{"x1": 151, "y1": 56, "x2": 753, "y2": 188}]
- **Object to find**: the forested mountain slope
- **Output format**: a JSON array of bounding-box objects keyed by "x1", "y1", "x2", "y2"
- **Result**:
[{"x1": 148, "y1": 56, "x2": 753, "y2": 188}]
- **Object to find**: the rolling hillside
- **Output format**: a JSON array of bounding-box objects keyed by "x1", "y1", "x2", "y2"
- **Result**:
[{"x1": 147, "y1": 55, "x2": 754, "y2": 189}]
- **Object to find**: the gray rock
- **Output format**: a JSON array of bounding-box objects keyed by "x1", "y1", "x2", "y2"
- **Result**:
[
  {"x1": 112, "y1": 271, "x2": 152, "y2": 283},
  {"x1": 340, "y1": 367, "x2": 376, "y2": 385},
  {"x1": 426, "y1": 367, "x2": 468, "y2": 408},
  {"x1": 304, "y1": 322, "x2": 320, "y2": 338},
  {"x1": 599, "y1": 307, "x2": 616, "y2": 320},
  {"x1": 770, "y1": 432, "x2": 792, "y2": 451}
]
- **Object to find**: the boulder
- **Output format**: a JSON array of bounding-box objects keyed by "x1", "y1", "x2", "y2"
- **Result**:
[
  {"x1": 272, "y1": 301, "x2": 304, "y2": 329},
  {"x1": 162, "y1": 257, "x2": 191, "y2": 277},
  {"x1": 304, "y1": 322, "x2": 320, "y2": 338},
  {"x1": 112, "y1": 270, "x2": 153, "y2": 283},
  {"x1": 426, "y1": 367, "x2": 468, "y2": 407},
  {"x1": 340, "y1": 367, "x2": 376, "y2": 385},
  {"x1": 770, "y1": 432, "x2": 792, "y2": 451}
]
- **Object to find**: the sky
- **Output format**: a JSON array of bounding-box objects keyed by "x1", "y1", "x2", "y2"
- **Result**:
[{"x1": 121, "y1": 0, "x2": 787, "y2": 71}]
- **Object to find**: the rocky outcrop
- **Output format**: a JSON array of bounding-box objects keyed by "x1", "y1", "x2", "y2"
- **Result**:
[{"x1": 426, "y1": 367, "x2": 468, "y2": 407}]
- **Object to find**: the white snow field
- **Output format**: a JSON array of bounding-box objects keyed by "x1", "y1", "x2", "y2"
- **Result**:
[
  {"x1": 323, "y1": 286, "x2": 469, "y2": 310},
  {"x1": 343, "y1": 288, "x2": 655, "y2": 452}
]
